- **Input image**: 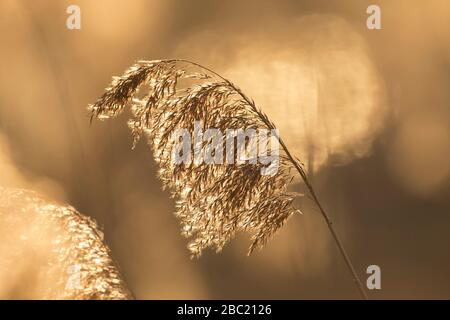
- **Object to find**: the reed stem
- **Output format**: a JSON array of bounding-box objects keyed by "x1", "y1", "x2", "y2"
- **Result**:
[
  {"x1": 175, "y1": 59, "x2": 369, "y2": 300},
  {"x1": 279, "y1": 139, "x2": 369, "y2": 300}
]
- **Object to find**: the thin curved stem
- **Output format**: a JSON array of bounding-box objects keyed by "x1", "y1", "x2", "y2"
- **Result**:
[
  {"x1": 172, "y1": 59, "x2": 368, "y2": 300},
  {"x1": 279, "y1": 139, "x2": 369, "y2": 300}
]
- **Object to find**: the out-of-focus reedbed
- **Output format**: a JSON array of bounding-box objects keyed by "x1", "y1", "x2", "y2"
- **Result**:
[
  {"x1": 0, "y1": 187, "x2": 131, "y2": 299},
  {"x1": 0, "y1": 0, "x2": 449, "y2": 299}
]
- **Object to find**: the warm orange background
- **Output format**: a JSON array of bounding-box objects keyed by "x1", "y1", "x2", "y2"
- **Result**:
[{"x1": 0, "y1": 0, "x2": 449, "y2": 299}]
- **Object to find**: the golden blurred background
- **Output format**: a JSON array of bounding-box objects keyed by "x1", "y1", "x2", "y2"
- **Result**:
[{"x1": 0, "y1": 0, "x2": 449, "y2": 299}]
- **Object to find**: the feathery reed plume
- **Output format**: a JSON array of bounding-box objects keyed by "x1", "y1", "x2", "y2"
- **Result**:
[
  {"x1": 0, "y1": 187, "x2": 132, "y2": 299},
  {"x1": 89, "y1": 59, "x2": 368, "y2": 299}
]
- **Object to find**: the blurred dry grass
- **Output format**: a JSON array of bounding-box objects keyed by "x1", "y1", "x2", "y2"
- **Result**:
[
  {"x1": 0, "y1": 0, "x2": 449, "y2": 299},
  {"x1": 0, "y1": 187, "x2": 131, "y2": 299}
]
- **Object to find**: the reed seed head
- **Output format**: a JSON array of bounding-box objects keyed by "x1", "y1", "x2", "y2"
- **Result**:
[{"x1": 89, "y1": 60, "x2": 302, "y2": 257}]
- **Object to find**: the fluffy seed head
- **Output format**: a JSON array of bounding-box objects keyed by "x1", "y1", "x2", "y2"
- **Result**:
[{"x1": 89, "y1": 59, "x2": 302, "y2": 257}]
